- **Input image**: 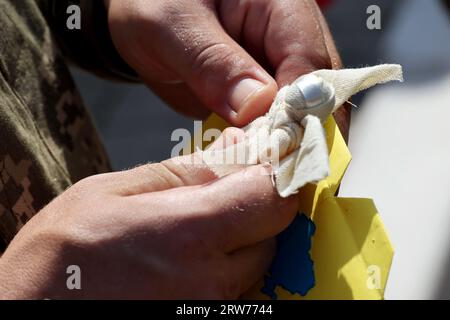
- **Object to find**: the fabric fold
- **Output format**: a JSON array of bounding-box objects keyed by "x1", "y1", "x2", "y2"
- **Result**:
[{"x1": 201, "y1": 64, "x2": 403, "y2": 197}]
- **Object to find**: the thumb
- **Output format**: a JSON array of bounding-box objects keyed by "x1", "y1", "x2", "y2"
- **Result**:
[
  {"x1": 101, "y1": 128, "x2": 246, "y2": 195},
  {"x1": 151, "y1": 5, "x2": 277, "y2": 126}
]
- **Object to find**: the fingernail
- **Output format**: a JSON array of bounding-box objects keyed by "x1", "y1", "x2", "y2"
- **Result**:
[{"x1": 228, "y1": 78, "x2": 266, "y2": 112}]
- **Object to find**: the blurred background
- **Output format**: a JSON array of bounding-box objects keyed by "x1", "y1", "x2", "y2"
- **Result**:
[{"x1": 71, "y1": 0, "x2": 450, "y2": 299}]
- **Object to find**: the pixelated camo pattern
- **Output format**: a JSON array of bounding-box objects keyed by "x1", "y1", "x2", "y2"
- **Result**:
[{"x1": 0, "y1": 0, "x2": 111, "y2": 251}]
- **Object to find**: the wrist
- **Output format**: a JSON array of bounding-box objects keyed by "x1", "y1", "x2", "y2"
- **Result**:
[{"x1": 0, "y1": 222, "x2": 75, "y2": 299}]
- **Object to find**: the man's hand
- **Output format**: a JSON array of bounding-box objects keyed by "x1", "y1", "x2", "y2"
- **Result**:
[
  {"x1": 0, "y1": 130, "x2": 299, "y2": 299},
  {"x1": 104, "y1": 0, "x2": 344, "y2": 127}
]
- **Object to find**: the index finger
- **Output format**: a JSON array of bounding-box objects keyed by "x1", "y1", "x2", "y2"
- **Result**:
[{"x1": 147, "y1": 164, "x2": 299, "y2": 253}]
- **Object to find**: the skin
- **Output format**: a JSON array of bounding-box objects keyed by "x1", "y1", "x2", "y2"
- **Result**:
[
  {"x1": 0, "y1": 130, "x2": 299, "y2": 299},
  {"x1": 0, "y1": 0, "x2": 350, "y2": 299},
  {"x1": 104, "y1": 0, "x2": 350, "y2": 133}
]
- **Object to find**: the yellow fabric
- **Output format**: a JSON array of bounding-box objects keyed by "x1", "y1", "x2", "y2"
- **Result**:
[{"x1": 198, "y1": 114, "x2": 394, "y2": 300}]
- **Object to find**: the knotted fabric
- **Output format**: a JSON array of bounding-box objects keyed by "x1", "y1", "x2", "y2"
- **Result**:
[{"x1": 201, "y1": 65, "x2": 403, "y2": 197}]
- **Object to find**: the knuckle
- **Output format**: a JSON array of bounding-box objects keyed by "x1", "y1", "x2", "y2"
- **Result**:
[
  {"x1": 148, "y1": 161, "x2": 186, "y2": 188},
  {"x1": 68, "y1": 174, "x2": 109, "y2": 195},
  {"x1": 66, "y1": 178, "x2": 92, "y2": 198},
  {"x1": 191, "y1": 42, "x2": 236, "y2": 76},
  {"x1": 296, "y1": 47, "x2": 332, "y2": 70}
]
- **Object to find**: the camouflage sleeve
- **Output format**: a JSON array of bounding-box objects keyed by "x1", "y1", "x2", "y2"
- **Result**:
[{"x1": 36, "y1": 0, "x2": 140, "y2": 82}]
